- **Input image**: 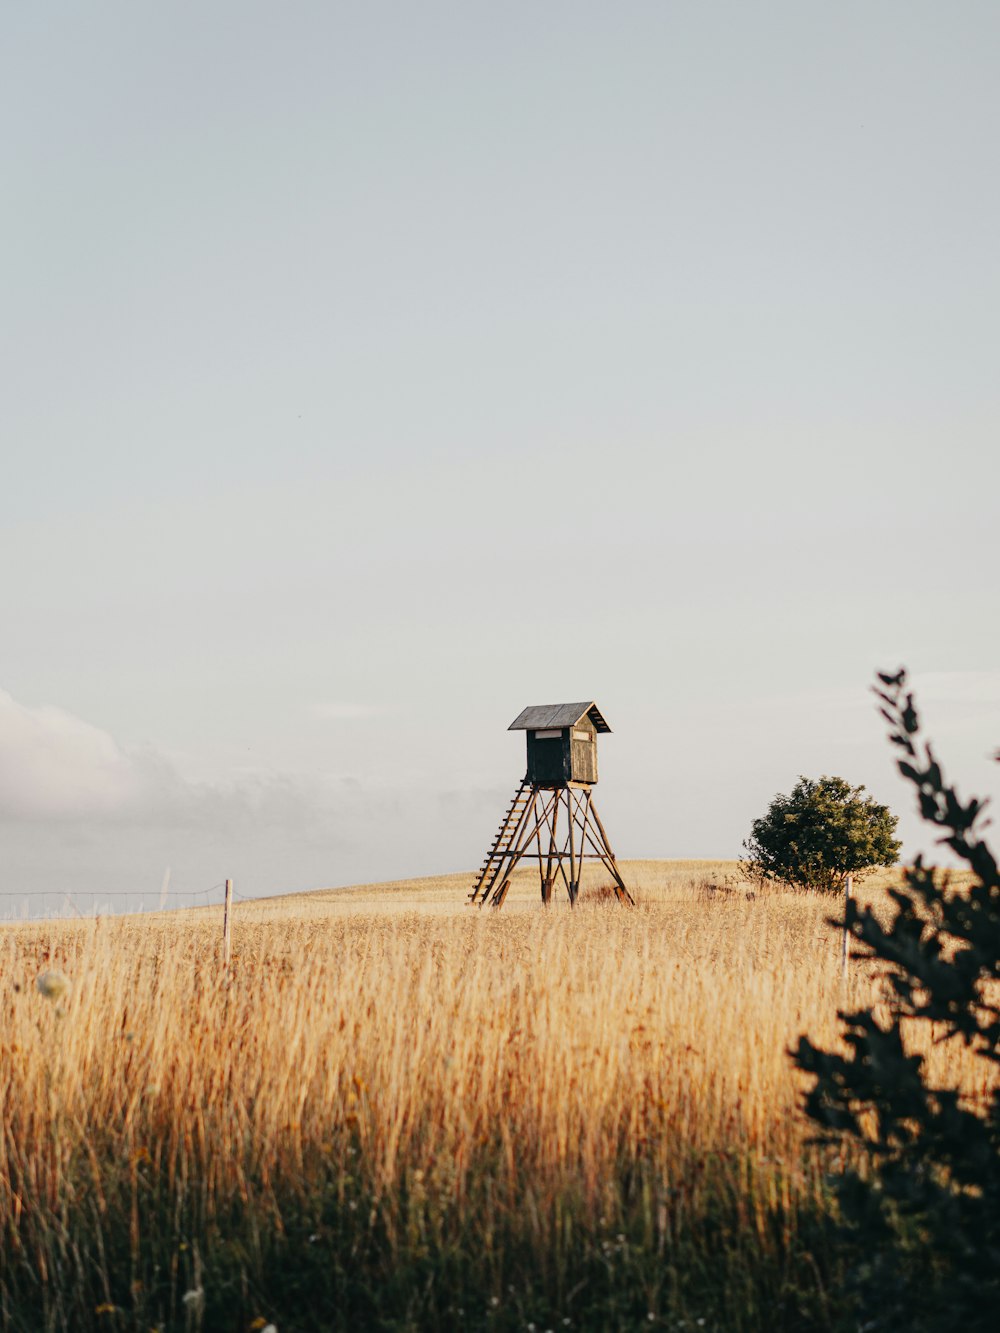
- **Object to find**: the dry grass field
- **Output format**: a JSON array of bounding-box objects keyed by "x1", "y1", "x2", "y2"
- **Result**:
[{"x1": 0, "y1": 860, "x2": 990, "y2": 1331}]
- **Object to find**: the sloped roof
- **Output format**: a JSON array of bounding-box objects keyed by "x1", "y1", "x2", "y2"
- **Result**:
[{"x1": 508, "y1": 702, "x2": 611, "y2": 733}]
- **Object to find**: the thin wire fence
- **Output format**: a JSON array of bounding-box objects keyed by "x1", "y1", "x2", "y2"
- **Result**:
[{"x1": 0, "y1": 880, "x2": 229, "y2": 923}]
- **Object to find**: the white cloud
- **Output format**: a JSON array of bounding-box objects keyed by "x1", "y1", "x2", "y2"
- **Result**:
[
  {"x1": 0, "y1": 685, "x2": 487, "y2": 904},
  {"x1": 0, "y1": 688, "x2": 320, "y2": 826},
  {"x1": 0, "y1": 686, "x2": 369, "y2": 835},
  {"x1": 0, "y1": 688, "x2": 154, "y2": 819}
]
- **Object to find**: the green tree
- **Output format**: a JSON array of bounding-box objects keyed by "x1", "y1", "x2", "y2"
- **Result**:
[
  {"x1": 794, "y1": 670, "x2": 1000, "y2": 1331},
  {"x1": 742, "y1": 774, "x2": 901, "y2": 893}
]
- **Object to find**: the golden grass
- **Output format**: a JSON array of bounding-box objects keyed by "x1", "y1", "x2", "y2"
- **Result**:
[{"x1": 0, "y1": 860, "x2": 992, "y2": 1330}]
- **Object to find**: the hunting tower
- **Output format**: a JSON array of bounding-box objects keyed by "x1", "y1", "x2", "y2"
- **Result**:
[{"x1": 468, "y1": 701, "x2": 633, "y2": 909}]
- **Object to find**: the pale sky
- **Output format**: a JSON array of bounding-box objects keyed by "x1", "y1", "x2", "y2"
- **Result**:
[{"x1": 2, "y1": 2, "x2": 998, "y2": 913}]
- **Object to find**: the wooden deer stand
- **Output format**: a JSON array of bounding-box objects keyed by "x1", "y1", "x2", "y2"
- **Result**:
[{"x1": 468, "y1": 702, "x2": 633, "y2": 909}]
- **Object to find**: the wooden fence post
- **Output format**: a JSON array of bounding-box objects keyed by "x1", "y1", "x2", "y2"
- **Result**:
[
  {"x1": 841, "y1": 873, "x2": 853, "y2": 980},
  {"x1": 223, "y1": 879, "x2": 233, "y2": 967}
]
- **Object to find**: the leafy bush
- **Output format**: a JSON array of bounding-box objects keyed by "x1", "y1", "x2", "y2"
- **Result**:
[
  {"x1": 743, "y1": 774, "x2": 901, "y2": 893},
  {"x1": 794, "y1": 669, "x2": 1000, "y2": 1331}
]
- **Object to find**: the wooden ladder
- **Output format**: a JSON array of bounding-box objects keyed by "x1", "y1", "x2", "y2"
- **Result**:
[{"x1": 468, "y1": 778, "x2": 532, "y2": 904}]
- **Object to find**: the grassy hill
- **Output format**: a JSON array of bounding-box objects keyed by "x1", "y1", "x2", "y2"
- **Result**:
[{"x1": 0, "y1": 861, "x2": 983, "y2": 1331}]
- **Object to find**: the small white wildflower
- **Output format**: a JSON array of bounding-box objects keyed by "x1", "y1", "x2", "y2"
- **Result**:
[
  {"x1": 262, "y1": 1326, "x2": 278, "y2": 1333},
  {"x1": 36, "y1": 971, "x2": 71, "y2": 1002},
  {"x1": 181, "y1": 1287, "x2": 204, "y2": 1312},
  {"x1": 491, "y1": 1296, "x2": 500, "y2": 1306}
]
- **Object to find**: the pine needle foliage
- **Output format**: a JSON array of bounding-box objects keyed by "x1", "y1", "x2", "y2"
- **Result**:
[{"x1": 794, "y1": 668, "x2": 1000, "y2": 1331}]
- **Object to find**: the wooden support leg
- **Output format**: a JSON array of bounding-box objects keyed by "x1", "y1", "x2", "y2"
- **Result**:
[
  {"x1": 531, "y1": 788, "x2": 547, "y2": 898},
  {"x1": 566, "y1": 788, "x2": 578, "y2": 905},
  {"x1": 586, "y1": 793, "x2": 634, "y2": 906}
]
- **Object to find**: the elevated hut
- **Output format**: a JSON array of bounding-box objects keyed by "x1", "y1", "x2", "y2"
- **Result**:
[
  {"x1": 468, "y1": 700, "x2": 632, "y2": 910},
  {"x1": 508, "y1": 700, "x2": 610, "y2": 787}
]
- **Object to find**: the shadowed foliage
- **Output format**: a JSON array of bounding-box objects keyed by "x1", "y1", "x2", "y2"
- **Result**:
[{"x1": 794, "y1": 669, "x2": 1000, "y2": 1331}]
